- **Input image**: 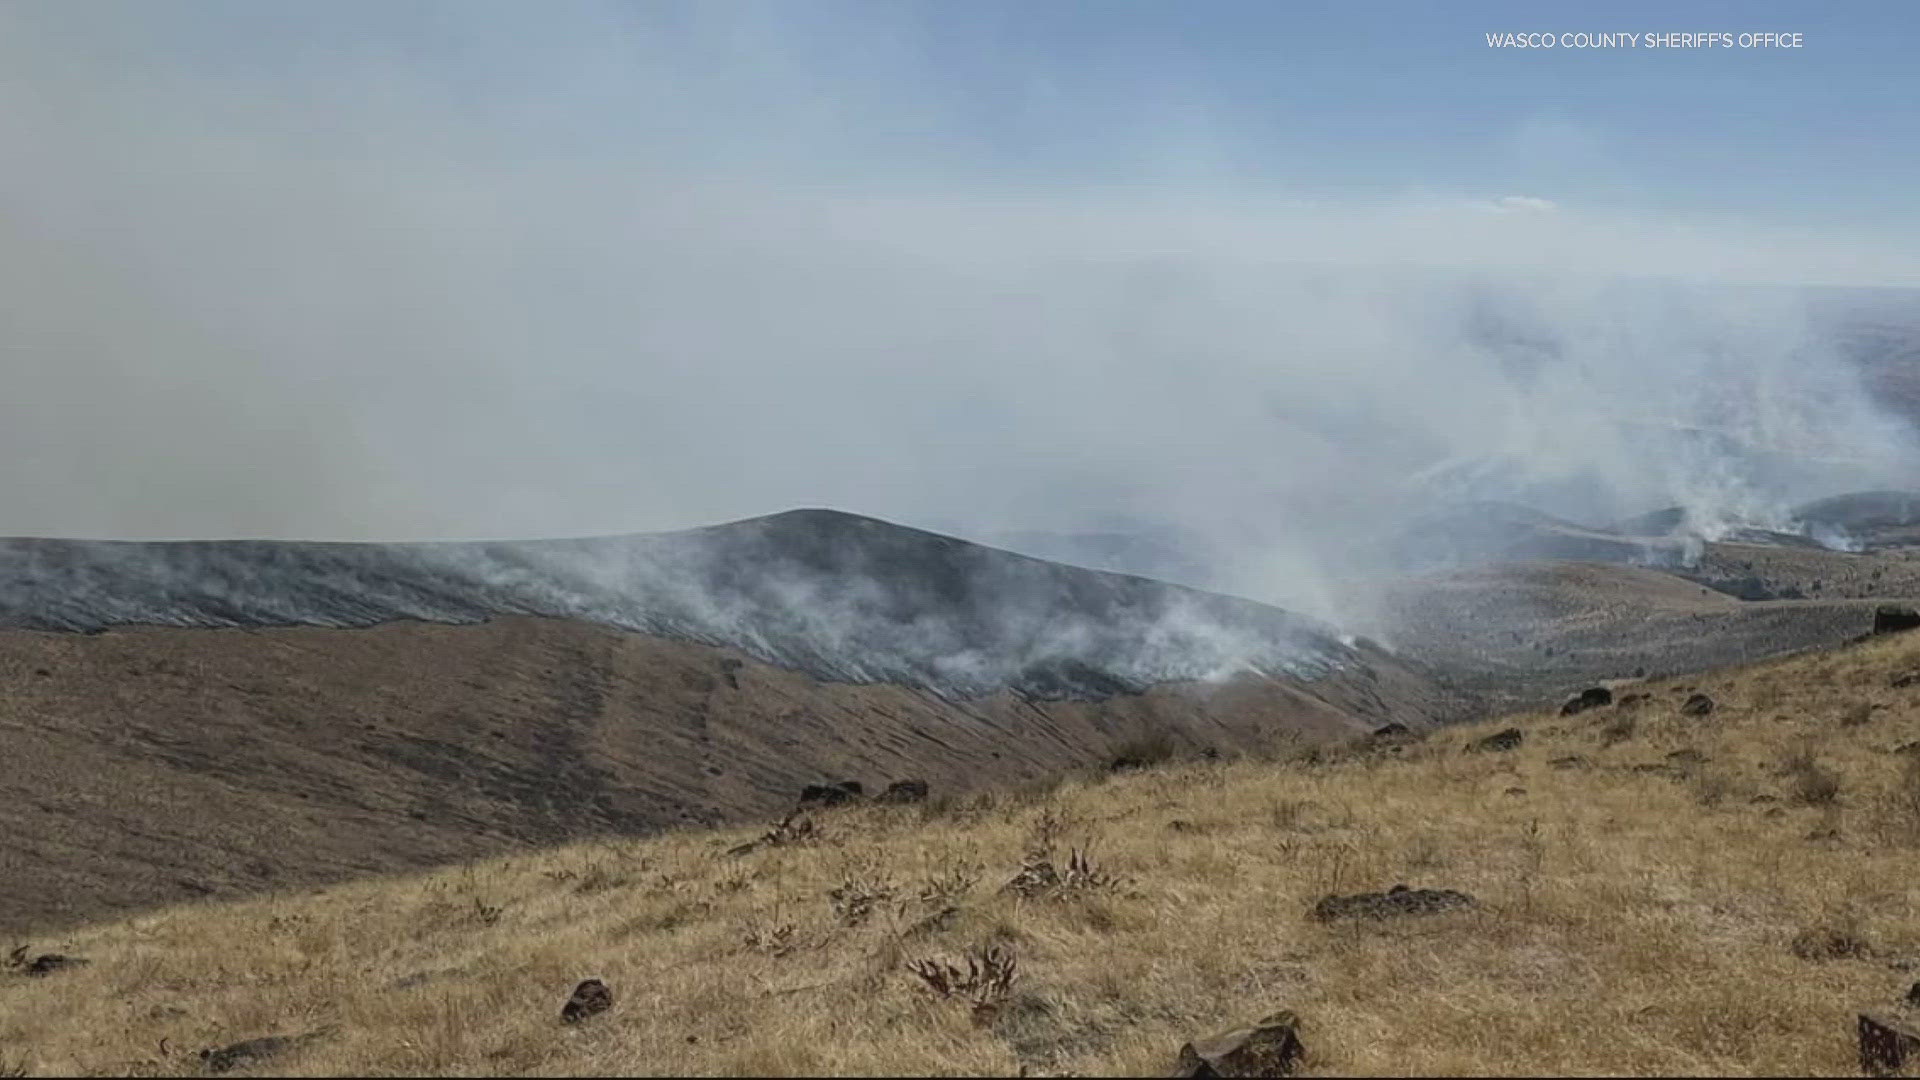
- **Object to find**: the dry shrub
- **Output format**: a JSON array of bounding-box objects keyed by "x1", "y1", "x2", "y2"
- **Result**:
[
  {"x1": 826, "y1": 858, "x2": 896, "y2": 928},
  {"x1": 1789, "y1": 923, "x2": 1872, "y2": 961},
  {"x1": 1107, "y1": 730, "x2": 1182, "y2": 772},
  {"x1": 916, "y1": 854, "x2": 981, "y2": 909},
  {"x1": 906, "y1": 945, "x2": 1017, "y2": 1024},
  {"x1": 1781, "y1": 748, "x2": 1842, "y2": 805},
  {"x1": 1891, "y1": 754, "x2": 1920, "y2": 842},
  {"x1": 1839, "y1": 700, "x2": 1875, "y2": 727},
  {"x1": 1598, "y1": 712, "x2": 1636, "y2": 747}
]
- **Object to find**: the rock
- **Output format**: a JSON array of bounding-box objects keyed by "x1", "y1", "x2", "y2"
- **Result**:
[
  {"x1": 1892, "y1": 671, "x2": 1920, "y2": 689},
  {"x1": 1859, "y1": 1012, "x2": 1920, "y2": 1077},
  {"x1": 1368, "y1": 722, "x2": 1413, "y2": 742},
  {"x1": 1559, "y1": 687, "x2": 1613, "y2": 716},
  {"x1": 1310, "y1": 884, "x2": 1475, "y2": 922},
  {"x1": 1906, "y1": 980, "x2": 1920, "y2": 1007},
  {"x1": 1468, "y1": 728, "x2": 1522, "y2": 753},
  {"x1": 1894, "y1": 741, "x2": 1920, "y2": 758},
  {"x1": 1172, "y1": 1011, "x2": 1305, "y2": 1077},
  {"x1": 1680, "y1": 693, "x2": 1715, "y2": 717},
  {"x1": 875, "y1": 779, "x2": 929, "y2": 805},
  {"x1": 1874, "y1": 605, "x2": 1920, "y2": 635},
  {"x1": 797, "y1": 780, "x2": 864, "y2": 808},
  {"x1": 1548, "y1": 755, "x2": 1590, "y2": 770},
  {"x1": 561, "y1": 978, "x2": 613, "y2": 1023}
]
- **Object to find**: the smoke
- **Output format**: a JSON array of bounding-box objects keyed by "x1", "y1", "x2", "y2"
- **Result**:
[{"x1": 4, "y1": 2, "x2": 1920, "y2": 635}]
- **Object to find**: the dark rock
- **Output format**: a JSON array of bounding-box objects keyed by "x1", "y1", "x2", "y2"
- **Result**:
[
  {"x1": 797, "y1": 780, "x2": 865, "y2": 808},
  {"x1": 1548, "y1": 755, "x2": 1590, "y2": 770},
  {"x1": 1892, "y1": 671, "x2": 1920, "y2": 689},
  {"x1": 875, "y1": 779, "x2": 929, "y2": 805},
  {"x1": 1310, "y1": 884, "x2": 1476, "y2": 922},
  {"x1": 1559, "y1": 687, "x2": 1613, "y2": 716},
  {"x1": 1172, "y1": 1010, "x2": 1305, "y2": 1078},
  {"x1": 1874, "y1": 605, "x2": 1920, "y2": 635},
  {"x1": 1468, "y1": 728, "x2": 1522, "y2": 753},
  {"x1": 1368, "y1": 722, "x2": 1413, "y2": 742},
  {"x1": 1896, "y1": 741, "x2": 1920, "y2": 757},
  {"x1": 1680, "y1": 693, "x2": 1715, "y2": 717},
  {"x1": 561, "y1": 978, "x2": 613, "y2": 1023},
  {"x1": 1906, "y1": 980, "x2": 1920, "y2": 1007},
  {"x1": 1859, "y1": 1012, "x2": 1920, "y2": 1077}
]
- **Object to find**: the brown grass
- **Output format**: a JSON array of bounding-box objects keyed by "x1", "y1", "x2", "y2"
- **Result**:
[{"x1": 6, "y1": 637, "x2": 1920, "y2": 1076}]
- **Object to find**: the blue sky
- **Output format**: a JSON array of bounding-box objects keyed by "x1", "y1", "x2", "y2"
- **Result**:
[{"x1": 90, "y1": 0, "x2": 1920, "y2": 230}]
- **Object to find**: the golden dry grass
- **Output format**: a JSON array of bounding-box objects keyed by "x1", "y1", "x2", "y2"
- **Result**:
[{"x1": 7, "y1": 635, "x2": 1920, "y2": 1076}]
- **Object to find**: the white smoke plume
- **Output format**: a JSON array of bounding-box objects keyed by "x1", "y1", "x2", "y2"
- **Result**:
[{"x1": 3, "y1": 2, "x2": 1919, "y2": 639}]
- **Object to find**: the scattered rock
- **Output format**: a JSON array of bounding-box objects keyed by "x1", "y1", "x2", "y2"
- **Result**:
[
  {"x1": 1173, "y1": 1011, "x2": 1305, "y2": 1078},
  {"x1": 1891, "y1": 671, "x2": 1920, "y2": 689},
  {"x1": 1310, "y1": 884, "x2": 1475, "y2": 922},
  {"x1": 1503, "y1": 786, "x2": 1527, "y2": 797},
  {"x1": 1559, "y1": 687, "x2": 1613, "y2": 716},
  {"x1": 1859, "y1": 1012, "x2": 1920, "y2": 1077},
  {"x1": 1680, "y1": 693, "x2": 1715, "y2": 717},
  {"x1": 561, "y1": 978, "x2": 613, "y2": 1024},
  {"x1": 1467, "y1": 728, "x2": 1522, "y2": 753},
  {"x1": 797, "y1": 780, "x2": 864, "y2": 808},
  {"x1": 1548, "y1": 755, "x2": 1590, "y2": 770},
  {"x1": 1876, "y1": 605, "x2": 1920, "y2": 635},
  {"x1": 875, "y1": 779, "x2": 929, "y2": 805},
  {"x1": 1366, "y1": 722, "x2": 1414, "y2": 745}
]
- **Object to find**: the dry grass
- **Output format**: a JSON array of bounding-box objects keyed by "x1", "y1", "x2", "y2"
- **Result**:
[{"x1": 7, "y1": 637, "x2": 1920, "y2": 1076}]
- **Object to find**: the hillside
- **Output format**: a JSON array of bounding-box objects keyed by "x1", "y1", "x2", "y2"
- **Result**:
[
  {"x1": 5, "y1": 624, "x2": 1919, "y2": 1076},
  {"x1": 0, "y1": 508, "x2": 1358, "y2": 698},
  {"x1": 0, "y1": 513, "x2": 1460, "y2": 937}
]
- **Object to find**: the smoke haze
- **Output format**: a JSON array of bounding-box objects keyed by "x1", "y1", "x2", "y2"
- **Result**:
[{"x1": 5, "y1": 2, "x2": 1919, "y2": 626}]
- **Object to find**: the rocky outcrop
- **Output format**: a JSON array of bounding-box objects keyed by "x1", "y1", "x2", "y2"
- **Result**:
[
  {"x1": 1310, "y1": 884, "x2": 1475, "y2": 922},
  {"x1": 1559, "y1": 687, "x2": 1613, "y2": 716},
  {"x1": 1172, "y1": 1011, "x2": 1305, "y2": 1077},
  {"x1": 561, "y1": 978, "x2": 612, "y2": 1024}
]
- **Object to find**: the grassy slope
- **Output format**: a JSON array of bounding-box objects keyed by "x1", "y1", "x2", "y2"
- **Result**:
[{"x1": 6, "y1": 636, "x2": 1920, "y2": 1077}]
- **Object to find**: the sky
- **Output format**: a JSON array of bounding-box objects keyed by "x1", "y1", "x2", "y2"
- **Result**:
[{"x1": 3, "y1": 0, "x2": 1919, "y2": 617}]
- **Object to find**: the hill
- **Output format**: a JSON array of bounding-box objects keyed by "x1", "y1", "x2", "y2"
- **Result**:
[
  {"x1": 5, "y1": 621, "x2": 1918, "y2": 1076},
  {"x1": 0, "y1": 511, "x2": 1460, "y2": 937}
]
